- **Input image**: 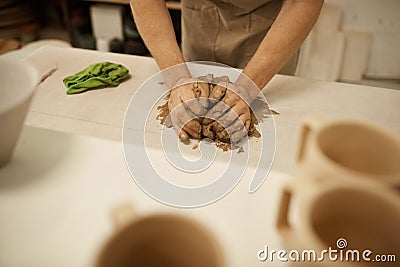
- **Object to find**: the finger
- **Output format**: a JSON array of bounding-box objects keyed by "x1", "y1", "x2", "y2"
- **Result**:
[
  {"x1": 192, "y1": 81, "x2": 210, "y2": 98},
  {"x1": 214, "y1": 114, "x2": 247, "y2": 144},
  {"x1": 204, "y1": 101, "x2": 230, "y2": 123},
  {"x1": 170, "y1": 83, "x2": 204, "y2": 116},
  {"x1": 216, "y1": 103, "x2": 243, "y2": 129},
  {"x1": 226, "y1": 113, "x2": 250, "y2": 143},
  {"x1": 222, "y1": 90, "x2": 240, "y2": 107},
  {"x1": 182, "y1": 119, "x2": 201, "y2": 139},
  {"x1": 173, "y1": 118, "x2": 200, "y2": 140},
  {"x1": 214, "y1": 100, "x2": 249, "y2": 139},
  {"x1": 230, "y1": 105, "x2": 250, "y2": 129},
  {"x1": 233, "y1": 103, "x2": 250, "y2": 132},
  {"x1": 209, "y1": 84, "x2": 227, "y2": 101},
  {"x1": 169, "y1": 101, "x2": 198, "y2": 137},
  {"x1": 164, "y1": 115, "x2": 173, "y2": 128},
  {"x1": 178, "y1": 129, "x2": 190, "y2": 142},
  {"x1": 230, "y1": 128, "x2": 248, "y2": 145},
  {"x1": 229, "y1": 104, "x2": 251, "y2": 142}
]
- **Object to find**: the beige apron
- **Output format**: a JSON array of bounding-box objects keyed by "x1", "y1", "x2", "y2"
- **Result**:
[{"x1": 181, "y1": 0, "x2": 298, "y2": 74}]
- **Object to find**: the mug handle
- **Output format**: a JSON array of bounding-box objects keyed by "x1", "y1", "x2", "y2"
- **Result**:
[
  {"x1": 297, "y1": 115, "x2": 324, "y2": 163},
  {"x1": 276, "y1": 184, "x2": 293, "y2": 236},
  {"x1": 112, "y1": 203, "x2": 135, "y2": 229}
]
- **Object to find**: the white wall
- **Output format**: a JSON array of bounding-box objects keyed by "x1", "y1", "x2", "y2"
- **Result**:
[{"x1": 326, "y1": 0, "x2": 400, "y2": 79}]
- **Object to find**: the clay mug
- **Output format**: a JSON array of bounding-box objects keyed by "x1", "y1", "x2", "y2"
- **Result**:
[
  {"x1": 0, "y1": 58, "x2": 39, "y2": 167},
  {"x1": 277, "y1": 177, "x2": 400, "y2": 267},
  {"x1": 297, "y1": 115, "x2": 400, "y2": 188},
  {"x1": 95, "y1": 204, "x2": 224, "y2": 267}
]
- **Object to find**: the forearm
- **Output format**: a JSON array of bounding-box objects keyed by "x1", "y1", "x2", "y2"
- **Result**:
[
  {"x1": 130, "y1": 0, "x2": 190, "y2": 86},
  {"x1": 239, "y1": 0, "x2": 323, "y2": 90}
]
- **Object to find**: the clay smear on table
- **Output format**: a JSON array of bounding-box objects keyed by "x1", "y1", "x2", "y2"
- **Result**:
[{"x1": 157, "y1": 74, "x2": 272, "y2": 151}]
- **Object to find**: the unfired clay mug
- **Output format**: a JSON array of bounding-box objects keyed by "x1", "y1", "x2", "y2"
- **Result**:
[
  {"x1": 297, "y1": 115, "x2": 400, "y2": 187},
  {"x1": 276, "y1": 116, "x2": 400, "y2": 266},
  {"x1": 0, "y1": 58, "x2": 39, "y2": 167},
  {"x1": 277, "y1": 178, "x2": 400, "y2": 267},
  {"x1": 95, "y1": 204, "x2": 224, "y2": 267}
]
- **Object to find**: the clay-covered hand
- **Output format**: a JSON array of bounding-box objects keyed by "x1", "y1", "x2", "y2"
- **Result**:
[
  {"x1": 167, "y1": 77, "x2": 210, "y2": 141},
  {"x1": 204, "y1": 83, "x2": 251, "y2": 145}
]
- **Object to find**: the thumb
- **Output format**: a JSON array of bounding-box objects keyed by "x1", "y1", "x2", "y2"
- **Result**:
[{"x1": 178, "y1": 129, "x2": 189, "y2": 142}]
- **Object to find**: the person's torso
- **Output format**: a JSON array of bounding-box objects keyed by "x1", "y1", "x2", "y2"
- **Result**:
[{"x1": 181, "y1": 0, "x2": 284, "y2": 68}]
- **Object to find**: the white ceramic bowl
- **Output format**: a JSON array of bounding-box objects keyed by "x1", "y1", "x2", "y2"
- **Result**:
[{"x1": 0, "y1": 58, "x2": 39, "y2": 166}]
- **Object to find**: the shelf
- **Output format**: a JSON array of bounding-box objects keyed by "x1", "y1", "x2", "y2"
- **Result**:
[{"x1": 82, "y1": 0, "x2": 181, "y2": 10}]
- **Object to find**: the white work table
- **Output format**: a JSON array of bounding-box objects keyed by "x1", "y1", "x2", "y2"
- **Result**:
[
  {"x1": 0, "y1": 46, "x2": 399, "y2": 267},
  {"x1": 21, "y1": 46, "x2": 400, "y2": 173}
]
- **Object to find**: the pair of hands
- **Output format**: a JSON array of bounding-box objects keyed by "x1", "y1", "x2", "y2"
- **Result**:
[{"x1": 167, "y1": 77, "x2": 257, "y2": 143}]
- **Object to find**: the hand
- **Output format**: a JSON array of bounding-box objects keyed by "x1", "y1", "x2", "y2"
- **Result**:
[
  {"x1": 205, "y1": 83, "x2": 251, "y2": 145},
  {"x1": 167, "y1": 78, "x2": 209, "y2": 141}
]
